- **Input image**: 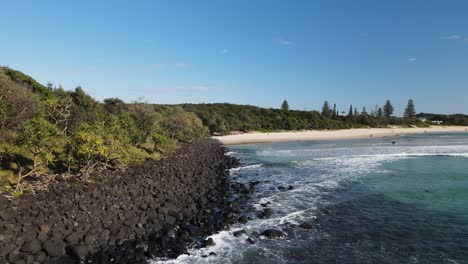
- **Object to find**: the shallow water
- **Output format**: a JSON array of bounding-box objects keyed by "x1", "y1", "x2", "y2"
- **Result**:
[{"x1": 154, "y1": 132, "x2": 468, "y2": 264}]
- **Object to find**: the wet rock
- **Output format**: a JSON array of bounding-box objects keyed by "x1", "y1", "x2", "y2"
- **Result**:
[
  {"x1": 298, "y1": 222, "x2": 313, "y2": 229},
  {"x1": 233, "y1": 230, "x2": 246, "y2": 237},
  {"x1": 202, "y1": 238, "x2": 216, "y2": 248},
  {"x1": 261, "y1": 229, "x2": 287, "y2": 239},
  {"x1": 259, "y1": 208, "x2": 274, "y2": 218},
  {"x1": 246, "y1": 237, "x2": 256, "y2": 244},
  {"x1": 238, "y1": 215, "x2": 248, "y2": 224}
]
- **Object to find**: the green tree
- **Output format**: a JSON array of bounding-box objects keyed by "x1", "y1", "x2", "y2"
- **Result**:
[
  {"x1": 332, "y1": 104, "x2": 337, "y2": 118},
  {"x1": 15, "y1": 118, "x2": 61, "y2": 192},
  {"x1": 404, "y1": 99, "x2": 416, "y2": 118},
  {"x1": 281, "y1": 100, "x2": 289, "y2": 111},
  {"x1": 361, "y1": 107, "x2": 368, "y2": 116},
  {"x1": 383, "y1": 100, "x2": 394, "y2": 118},
  {"x1": 103, "y1": 98, "x2": 127, "y2": 115},
  {"x1": 321, "y1": 101, "x2": 331, "y2": 117},
  {"x1": 72, "y1": 122, "x2": 108, "y2": 181},
  {"x1": 348, "y1": 105, "x2": 353, "y2": 116},
  {"x1": 44, "y1": 95, "x2": 72, "y2": 135},
  {"x1": 162, "y1": 107, "x2": 208, "y2": 142},
  {"x1": 127, "y1": 103, "x2": 163, "y2": 146},
  {"x1": 354, "y1": 107, "x2": 358, "y2": 116},
  {"x1": 377, "y1": 107, "x2": 384, "y2": 118}
]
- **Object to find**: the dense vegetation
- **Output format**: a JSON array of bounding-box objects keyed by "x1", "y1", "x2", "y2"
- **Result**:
[
  {"x1": 181, "y1": 101, "x2": 428, "y2": 135},
  {"x1": 416, "y1": 113, "x2": 468, "y2": 126},
  {"x1": 0, "y1": 67, "x2": 448, "y2": 195},
  {"x1": 0, "y1": 67, "x2": 208, "y2": 194}
]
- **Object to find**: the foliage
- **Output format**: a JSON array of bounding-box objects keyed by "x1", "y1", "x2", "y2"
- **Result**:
[
  {"x1": 281, "y1": 100, "x2": 289, "y2": 111},
  {"x1": 321, "y1": 101, "x2": 332, "y2": 117},
  {"x1": 0, "y1": 69, "x2": 41, "y2": 131},
  {"x1": 71, "y1": 122, "x2": 108, "y2": 181},
  {"x1": 1, "y1": 67, "x2": 54, "y2": 99},
  {"x1": 44, "y1": 94, "x2": 73, "y2": 134},
  {"x1": 383, "y1": 100, "x2": 394, "y2": 118},
  {"x1": 103, "y1": 98, "x2": 127, "y2": 115},
  {"x1": 161, "y1": 107, "x2": 209, "y2": 142},
  {"x1": 0, "y1": 67, "x2": 463, "y2": 194},
  {"x1": 0, "y1": 95, "x2": 6, "y2": 128},
  {"x1": 404, "y1": 99, "x2": 416, "y2": 118},
  {"x1": 416, "y1": 113, "x2": 468, "y2": 126},
  {"x1": 15, "y1": 118, "x2": 62, "y2": 192},
  {"x1": 69, "y1": 86, "x2": 105, "y2": 127}
]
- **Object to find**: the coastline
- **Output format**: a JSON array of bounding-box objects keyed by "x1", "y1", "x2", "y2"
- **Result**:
[
  {"x1": 213, "y1": 126, "x2": 468, "y2": 145},
  {"x1": 0, "y1": 139, "x2": 251, "y2": 263}
]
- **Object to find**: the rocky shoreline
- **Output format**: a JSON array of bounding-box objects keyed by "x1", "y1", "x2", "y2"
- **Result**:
[{"x1": 0, "y1": 139, "x2": 252, "y2": 263}]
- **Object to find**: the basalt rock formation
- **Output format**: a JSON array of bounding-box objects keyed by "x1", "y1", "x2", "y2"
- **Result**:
[{"x1": 0, "y1": 139, "x2": 250, "y2": 263}]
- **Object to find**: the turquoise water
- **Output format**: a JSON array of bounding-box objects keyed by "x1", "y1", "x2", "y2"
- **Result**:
[{"x1": 157, "y1": 133, "x2": 468, "y2": 264}]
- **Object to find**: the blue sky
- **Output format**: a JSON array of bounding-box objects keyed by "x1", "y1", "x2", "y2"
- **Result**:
[{"x1": 1, "y1": 0, "x2": 467, "y2": 115}]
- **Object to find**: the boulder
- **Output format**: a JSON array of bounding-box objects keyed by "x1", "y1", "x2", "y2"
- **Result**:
[
  {"x1": 21, "y1": 240, "x2": 41, "y2": 254},
  {"x1": 261, "y1": 229, "x2": 287, "y2": 239}
]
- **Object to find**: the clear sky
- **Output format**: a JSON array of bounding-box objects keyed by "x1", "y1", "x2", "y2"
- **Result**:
[{"x1": 1, "y1": 0, "x2": 467, "y2": 115}]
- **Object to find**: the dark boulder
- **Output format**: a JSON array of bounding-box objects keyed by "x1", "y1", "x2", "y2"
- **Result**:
[
  {"x1": 261, "y1": 229, "x2": 287, "y2": 239},
  {"x1": 21, "y1": 239, "x2": 41, "y2": 254},
  {"x1": 232, "y1": 230, "x2": 246, "y2": 237},
  {"x1": 298, "y1": 222, "x2": 313, "y2": 229},
  {"x1": 67, "y1": 244, "x2": 89, "y2": 260}
]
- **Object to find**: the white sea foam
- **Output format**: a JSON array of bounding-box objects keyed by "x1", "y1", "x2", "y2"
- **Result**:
[
  {"x1": 229, "y1": 164, "x2": 263, "y2": 172},
  {"x1": 154, "y1": 138, "x2": 468, "y2": 264}
]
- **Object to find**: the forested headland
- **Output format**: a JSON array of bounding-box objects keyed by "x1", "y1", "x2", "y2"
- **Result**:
[{"x1": 1, "y1": 67, "x2": 467, "y2": 195}]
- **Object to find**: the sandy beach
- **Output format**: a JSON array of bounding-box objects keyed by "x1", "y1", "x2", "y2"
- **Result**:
[{"x1": 213, "y1": 126, "x2": 468, "y2": 145}]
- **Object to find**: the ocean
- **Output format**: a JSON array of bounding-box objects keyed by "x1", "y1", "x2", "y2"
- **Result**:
[{"x1": 155, "y1": 132, "x2": 468, "y2": 264}]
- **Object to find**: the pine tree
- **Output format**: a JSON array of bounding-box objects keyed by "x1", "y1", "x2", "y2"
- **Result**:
[
  {"x1": 383, "y1": 100, "x2": 394, "y2": 118},
  {"x1": 321, "y1": 101, "x2": 331, "y2": 117},
  {"x1": 354, "y1": 107, "x2": 358, "y2": 116},
  {"x1": 361, "y1": 107, "x2": 368, "y2": 116},
  {"x1": 332, "y1": 104, "x2": 337, "y2": 118},
  {"x1": 404, "y1": 99, "x2": 416, "y2": 118},
  {"x1": 281, "y1": 100, "x2": 289, "y2": 111},
  {"x1": 348, "y1": 105, "x2": 353, "y2": 116},
  {"x1": 377, "y1": 107, "x2": 383, "y2": 118}
]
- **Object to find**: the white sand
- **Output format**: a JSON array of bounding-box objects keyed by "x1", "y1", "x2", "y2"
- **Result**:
[{"x1": 213, "y1": 126, "x2": 468, "y2": 145}]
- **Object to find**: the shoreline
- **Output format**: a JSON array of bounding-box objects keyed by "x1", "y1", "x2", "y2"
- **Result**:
[
  {"x1": 213, "y1": 126, "x2": 468, "y2": 145},
  {"x1": 0, "y1": 140, "x2": 251, "y2": 263}
]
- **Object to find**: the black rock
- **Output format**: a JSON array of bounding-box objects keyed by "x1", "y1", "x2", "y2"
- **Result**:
[
  {"x1": 259, "y1": 208, "x2": 274, "y2": 218},
  {"x1": 67, "y1": 244, "x2": 89, "y2": 260},
  {"x1": 298, "y1": 222, "x2": 313, "y2": 229},
  {"x1": 261, "y1": 229, "x2": 287, "y2": 239},
  {"x1": 232, "y1": 230, "x2": 246, "y2": 237},
  {"x1": 238, "y1": 215, "x2": 248, "y2": 224},
  {"x1": 64, "y1": 233, "x2": 80, "y2": 245},
  {"x1": 246, "y1": 237, "x2": 256, "y2": 244},
  {"x1": 202, "y1": 238, "x2": 216, "y2": 247},
  {"x1": 277, "y1": 186, "x2": 287, "y2": 191},
  {"x1": 43, "y1": 240, "x2": 66, "y2": 257},
  {"x1": 21, "y1": 239, "x2": 42, "y2": 254}
]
